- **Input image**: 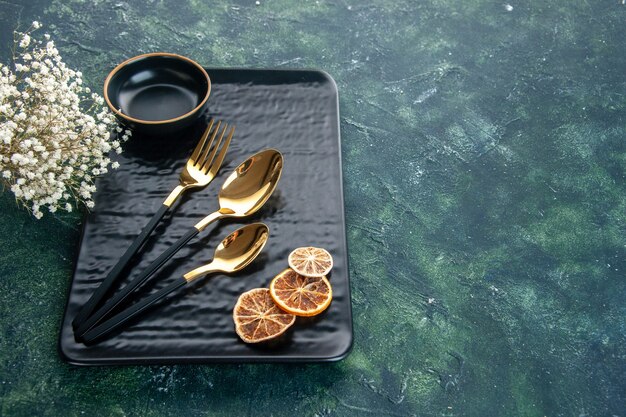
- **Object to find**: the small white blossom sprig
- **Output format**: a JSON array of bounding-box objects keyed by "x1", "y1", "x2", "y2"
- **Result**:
[{"x1": 0, "y1": 21, "x2": 129, "y2": 219}]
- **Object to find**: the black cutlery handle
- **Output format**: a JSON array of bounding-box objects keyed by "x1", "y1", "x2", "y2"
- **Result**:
[
  {"x1": 82, "y1": 278, "x2": 187, "y2": 344},
  {"x1": 72, "y1": 204, "x2": 170, "y2": 329},
  {"x1": 74, "y1": 226, "x2": 199, "y2": 339}
]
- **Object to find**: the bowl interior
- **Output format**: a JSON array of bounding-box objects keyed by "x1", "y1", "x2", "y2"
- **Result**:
[{"x1": 106, "y1": 55, "x2": 209, "y2": 122}]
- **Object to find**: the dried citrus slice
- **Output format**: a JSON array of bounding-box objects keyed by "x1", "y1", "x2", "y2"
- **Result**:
[
  {"x1": 269, "y1": 268, "x2": 332, "y2": 317},
  {"x1": 288, "y1": 246, "x2": 333, "y2": 277},
  {"x1": 233, "y1": 288, "x2": 296, "y2": 343}
]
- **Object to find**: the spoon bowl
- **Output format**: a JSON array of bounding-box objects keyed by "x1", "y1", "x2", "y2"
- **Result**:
[
  {"x1": 183, "y1": 223, "x2": 269, "y2": 282},
  {"x1": 195, "y1": 149, "x2": 283, "y2": 230}
]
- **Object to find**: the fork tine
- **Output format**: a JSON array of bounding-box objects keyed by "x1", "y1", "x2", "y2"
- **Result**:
[
  {"x1": 195, "y1": 120, "x2": 221, "y2": 168},
  {"x1": 189, "y1": 119, "x2": 214, "y2": 164},
  {"x1": 200, "y1": 123, "x2": 228, "y2": 172},
  {"x1": 204, "y1": 125, "x2": 234, "y2": 176}
]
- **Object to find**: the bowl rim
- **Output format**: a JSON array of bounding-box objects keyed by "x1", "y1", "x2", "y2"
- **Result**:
[{"x1": 103, "y1": 52, "x2": 211, "y2": 125}]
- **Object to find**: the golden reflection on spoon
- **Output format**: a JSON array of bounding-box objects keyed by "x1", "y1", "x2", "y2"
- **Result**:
[
  {"x1": 194, "y1": 149, "x2": 283, "y2": 230},
  {"x1": 184, "y1": 222, "x2": 270, "y2": 282}
]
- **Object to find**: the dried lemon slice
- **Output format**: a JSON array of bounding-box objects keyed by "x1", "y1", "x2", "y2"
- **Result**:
[
  {"x1": 233, "y1": 288, "x2": 296, "y2": 343},
  {"x1": 269, "y1": 268, "x2": 332, "y2": 317},
  {"x1": 287, "y1": 246, "x2": 333, "y2": 277}
]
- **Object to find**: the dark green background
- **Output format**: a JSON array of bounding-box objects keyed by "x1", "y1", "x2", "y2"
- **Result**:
[{"x1": 1, "y1": 1, "x2": 625, "y2": 416}]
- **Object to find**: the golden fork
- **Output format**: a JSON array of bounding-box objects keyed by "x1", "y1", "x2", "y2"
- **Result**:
[{"x1": 72, "y1": 119, "x2": 235, "y2": 329}]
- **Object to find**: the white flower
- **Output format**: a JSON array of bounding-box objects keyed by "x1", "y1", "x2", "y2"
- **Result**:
[
  {"x1": 19, "y1": 34, "x2": 31, "y2": 48},
  {"x1": 10, "y1": 184, "x2": 21, "y2": 196},
  {"x1": 0, "y1": 24, "x2": 131, "y2": 219},
  {"x1": 111, "y1": 161, "x2": 120, "y2": 169}
]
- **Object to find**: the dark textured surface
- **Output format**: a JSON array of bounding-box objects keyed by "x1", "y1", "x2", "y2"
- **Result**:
[
  {"x1": 60, "y1": 69, "x2": 351, "y2": 364},
  {"x1": 1, "y1": 1, "x2": 625, "y2": 416}
]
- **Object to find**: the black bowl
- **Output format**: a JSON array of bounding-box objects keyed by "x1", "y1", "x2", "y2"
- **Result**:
[{"x1": 104, "y1": 53, "x2": 211, "y2": 135}]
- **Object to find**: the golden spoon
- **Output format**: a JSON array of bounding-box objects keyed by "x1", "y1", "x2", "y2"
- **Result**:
[
  {"x1": 74, "y1": 149, "x2": 283, "y2": 339},
  {"x1": 82, "y1": 223, "x2": 270, "y2": 344}
]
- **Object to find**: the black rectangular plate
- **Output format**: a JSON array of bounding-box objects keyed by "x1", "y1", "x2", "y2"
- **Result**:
[{"x1": 59, "y1": 68, "x2": 352, "y2": 365}]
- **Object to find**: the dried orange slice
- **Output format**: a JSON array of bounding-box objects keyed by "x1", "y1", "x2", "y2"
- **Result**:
[
  {"x1": 269, "y1": 268, "x2": 332, "y2": 317},
  {"x1": 233, "y1": 288, "x2": 296, "y2": 343},
  {"x1": 287, "y1": 246, "x2": 333, "y2": 277}
]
